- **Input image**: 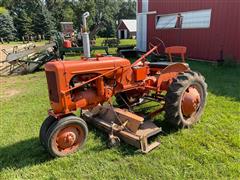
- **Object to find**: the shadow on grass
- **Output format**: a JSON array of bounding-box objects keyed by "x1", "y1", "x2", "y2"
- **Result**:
[
  {"x1": 86, "y1": 125, "x2": 138, "y2": 156},
  {"x1": 0, "y1": 138, "x2": 52, "y2": 171},
  {"x1": 0, "y1": 115, "x2": 178, "y2": 171},
  {"x1": 189, "y1": 61, "x2": 240, "y2": 101}
]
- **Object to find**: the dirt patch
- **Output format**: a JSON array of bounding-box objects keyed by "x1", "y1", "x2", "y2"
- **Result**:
[{"x1": 0, "y1": 89, "x2": 21, "y2": 99}]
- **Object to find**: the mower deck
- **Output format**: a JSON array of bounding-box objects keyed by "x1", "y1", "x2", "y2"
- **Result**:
[{"x1": 82, "y1": 105, "x2": 162, "y2": 153}]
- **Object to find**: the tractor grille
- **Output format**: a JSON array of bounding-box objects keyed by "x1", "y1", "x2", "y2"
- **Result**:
[{"x1": 46, "y1": 71, "x2": 59, "y2": 103}]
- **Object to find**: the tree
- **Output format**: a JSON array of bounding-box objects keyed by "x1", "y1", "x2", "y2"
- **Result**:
[
  {"x1": 63, "y1": 6, "x2": 74, "y2": 22},
  {"x1": 33, "y1": 5, "x2": 54, "y2": 37},
  {"x1": 117, "y1": 0, "x2": 136, "y2": 20},
  {"x1": 94, "y1": 0, "x2": 121, "y2": 37},
  {"x1": 0, "y1": 7, "x2": 16, "y2": 41},
  {"x1": 0, "y1": 0, "x2": 137, "y2": 39},
  {"x1": 14, "y1": 10, "x2": 33, "y2": 38},
  {"x1": 45, "y1": 0, "x2": 65, "y2": 30},
  {"x1": 71, "y1": 0, "x2": 96, "y2": 31}
]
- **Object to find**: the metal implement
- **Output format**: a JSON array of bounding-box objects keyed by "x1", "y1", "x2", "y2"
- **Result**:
[
  {"x1": 82, "y1": 104, "x2": 161, "y2": 153},
  {"x1": 0, "y1": 43, "x2": 56, "y2": 76}
]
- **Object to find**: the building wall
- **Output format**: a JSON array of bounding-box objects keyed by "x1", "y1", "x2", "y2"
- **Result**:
[
  {"x1": 117, "y1": 22, "x2": 128, "y2": 39},
  {"x1": 117, "y1": 21, "x2": 136, "y2": 39},
  {"x1": 139, "y1": 0, "x2": 240, "y2": 62},
  {"x1": 130, "y1": 32, "x2": 136, "y2": 39}
]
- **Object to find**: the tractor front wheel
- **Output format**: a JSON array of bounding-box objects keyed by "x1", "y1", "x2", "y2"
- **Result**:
[
  {"x1": 165, "y1": 71, "x2": 207, "y2": 128},
  {"x1": 46, "y1": 115, "x2": 88, "y2": 157},
  {"x1": 39, "y1": 115, "x2": 57, "y2": 149}
]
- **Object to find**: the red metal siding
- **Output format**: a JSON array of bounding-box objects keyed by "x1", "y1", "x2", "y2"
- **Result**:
[
  {"x1": 138, "y1": 0, "x2": 142, "y2": 13},
  {"x1": 146, "y1": 0, "x2": 240, "y2": 62}
]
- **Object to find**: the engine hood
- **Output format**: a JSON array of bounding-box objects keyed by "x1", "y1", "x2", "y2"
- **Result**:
[{"x1": 45, "y1": 56, "x2": 131, "y2": 74}]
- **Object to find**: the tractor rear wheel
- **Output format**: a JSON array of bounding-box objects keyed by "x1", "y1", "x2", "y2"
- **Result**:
[
  {"x1": 46, "y1": 115, "x2": 88, "y2": 157},
  {"x1": 39, "y1": 115, "x2": 57, "y2": 149},
  {"x1": 165, "y1": 71, "x2": 207, "y2": 128}
]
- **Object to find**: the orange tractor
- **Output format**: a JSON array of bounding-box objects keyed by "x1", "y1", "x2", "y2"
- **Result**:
[{"x1": 40, "y1": 13, "x2": 207, "y2": 157}]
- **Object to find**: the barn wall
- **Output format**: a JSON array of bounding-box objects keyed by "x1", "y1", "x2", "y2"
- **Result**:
[
  {"x1": 146, "y1": 0, "x2": 240, "y2": 62},
  {"x1": 138, "y1": 0, "x2": 142, "y2": 13}
]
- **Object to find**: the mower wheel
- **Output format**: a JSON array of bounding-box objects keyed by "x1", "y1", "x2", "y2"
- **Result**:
[
  {"x1": 165, "y1": 71, "x2": 207, "y2": 128},
  {"x1": 39, "y1": 115, "x2": 57, "y2": 149},
  {"x1": 46, "y1": 115, "x2": 88, "y2": 157}
]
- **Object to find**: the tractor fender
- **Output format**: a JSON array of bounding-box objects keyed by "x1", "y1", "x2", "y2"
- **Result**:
[{"x1": 156, "y1": 63, "x2": 190, "y2": 91}]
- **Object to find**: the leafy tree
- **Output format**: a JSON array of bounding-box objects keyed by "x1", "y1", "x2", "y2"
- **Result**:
[
  {"x1": 117, "y1": 0, "x2": 136, "y2": 20},
  {"x1": 63, "y1": 6, "x2": 75, "y2": 22},
  {"x1": 45, "y1": 0, "x2": 65, "y2": 30},
  {"x1": 1, "y1": 0, "x2": 137, "y2": 38},
  {"x1": 71, "y1": 0, "x2": 96, "y2": 31},
  {"x1": 0, "y1": 7, "x2": 16, "y2": 41},
  {"x1": 33, "y1": 5, "x2": 54, "y2": 37},
  {"x1": 94, "y1": 0, "x2": 120, "y2": 37},
  {"x1": 14, "y1": 10, "x2": 33, "y2": 38}
]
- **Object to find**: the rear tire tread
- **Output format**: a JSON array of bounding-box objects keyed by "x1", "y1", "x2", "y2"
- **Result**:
[{"x1": 165, "y1": 71, "x2": 207, "y2": 128}]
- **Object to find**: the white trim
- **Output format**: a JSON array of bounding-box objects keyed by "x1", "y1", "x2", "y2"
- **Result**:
[
  {"x1": 118, "y1": 30, "x2": 121, "y2": 39},
  {"x1": 138, "y1": 11, "x2": 157, "y2": 15},
  {"x1": 137, "y1": 13, "x2": 147, "y2": 52},
  {"x1": 124, "y1": 29, "x2": 128, "y2": 39},
  {"x1": 142, "y1": 0, "x2": 149, "y2": 12}
]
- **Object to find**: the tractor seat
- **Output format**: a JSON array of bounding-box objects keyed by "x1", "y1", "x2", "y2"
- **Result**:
[{"x1": 149, "y1": 62, "x2": 189, "y2": 69}]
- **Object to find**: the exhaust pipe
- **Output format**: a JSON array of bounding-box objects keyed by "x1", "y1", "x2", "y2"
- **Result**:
[{"x1": 82, "y1": 12, "x2": 91, "y2": 58}]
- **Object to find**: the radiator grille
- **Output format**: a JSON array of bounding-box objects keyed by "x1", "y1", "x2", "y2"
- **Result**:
[{"x1": 46, "y1": 71, "x2": 59, "y2": 102}]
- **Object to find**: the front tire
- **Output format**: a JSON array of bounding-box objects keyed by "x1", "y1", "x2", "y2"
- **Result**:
[
  {"x1": 165, "y1": 71, "x2": 207, "y2": 128},
  {"x1": 39, "y1": 115, "x2": 57, "y2": 148},
  {"x1": 46, "y1": 115, "x2": 88, "y2": 157}
]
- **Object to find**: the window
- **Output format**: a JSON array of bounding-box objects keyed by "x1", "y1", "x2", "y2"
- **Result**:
[
  {"x1": 181, "y1": 9, "x2": 212, "y2": 28},
  {"x1": 156, "y1": 14, "x2": 178, "y2": 29},
  {"x1": 156, "y1": 9, "x2": 212, "y2": 29}
]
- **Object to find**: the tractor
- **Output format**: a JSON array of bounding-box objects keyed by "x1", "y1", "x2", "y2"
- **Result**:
[{"x1": 40, "y1": 13, "x2": 207, "y2": 157}]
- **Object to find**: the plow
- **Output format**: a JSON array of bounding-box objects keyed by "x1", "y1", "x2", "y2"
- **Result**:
[{"x1": 40, "y1": 12, "x2": 207, "y2": 157}]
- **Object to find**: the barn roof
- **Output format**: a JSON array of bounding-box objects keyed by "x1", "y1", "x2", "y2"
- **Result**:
[{"x1": 118, "y1": 19, "x2": 137, "y2": 32}]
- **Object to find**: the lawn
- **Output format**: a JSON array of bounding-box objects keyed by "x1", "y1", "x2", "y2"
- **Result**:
[
  {"x1": 0, "y1": 40, "x2": 49, "y2": 46},
  {"x1": 0, "y1": 52, "x2": 239, "y2": 178}
]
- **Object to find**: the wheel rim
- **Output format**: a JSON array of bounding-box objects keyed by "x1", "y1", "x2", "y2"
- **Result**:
[
  {"x1": 53, "y1": 125, "x2": 84, "y2": 154},
  {"x1": 181, "y1": 85, "x2": 201, "y2": 118}
]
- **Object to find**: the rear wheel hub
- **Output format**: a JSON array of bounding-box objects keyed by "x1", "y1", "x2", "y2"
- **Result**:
[{"x1": 181, "y1": 86, "x2": 201, "y2": 118}]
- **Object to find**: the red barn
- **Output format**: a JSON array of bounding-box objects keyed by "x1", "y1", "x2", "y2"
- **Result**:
[{"x1": 136, "y1": 0, "x2": 240, "y2": 62}]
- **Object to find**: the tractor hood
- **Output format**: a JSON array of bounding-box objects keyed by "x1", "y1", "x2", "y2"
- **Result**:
[{"x1": 45, "y1": 56, "x2": 131, "y2": 74}]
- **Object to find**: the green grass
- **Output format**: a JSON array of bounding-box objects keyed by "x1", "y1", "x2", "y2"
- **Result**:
[
  {"x1": 64, "y1": 38, "x2": 136, "y2": 59},
  {"x1": 0, "y1": 58, "x2": 240, "y2": 178},
  {"x1": 0, "y1": 41, "x2": 49, "y2": 46}
]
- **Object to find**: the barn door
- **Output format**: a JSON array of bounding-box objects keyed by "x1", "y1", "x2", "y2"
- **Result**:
[{"x1": 137, "y1": 13, "x2": 147, "y2": 52}]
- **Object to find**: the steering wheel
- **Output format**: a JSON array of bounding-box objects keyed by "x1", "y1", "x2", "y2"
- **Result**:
[{"x1": 148, "y1": 37, "x2": 166, "y2": 56}]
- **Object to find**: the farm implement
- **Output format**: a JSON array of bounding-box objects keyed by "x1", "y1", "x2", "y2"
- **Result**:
[
  {"x1": 40, "y1": 13, "x2": 207, "y2": 157},
  {"x1": 0, "y1": 43, "x2": 56, "y2": 76}
]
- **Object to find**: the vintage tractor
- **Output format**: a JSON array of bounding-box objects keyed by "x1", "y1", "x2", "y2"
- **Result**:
[{"x1": 40, "y1": 13, "x2": 207, "y2": 157}]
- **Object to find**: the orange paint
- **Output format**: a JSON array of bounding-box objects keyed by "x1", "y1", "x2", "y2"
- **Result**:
[{"x1": 44, "y1": 47, "x2": 189, "y2": 118}]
